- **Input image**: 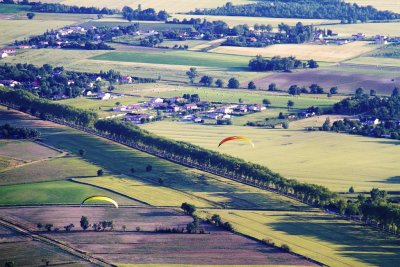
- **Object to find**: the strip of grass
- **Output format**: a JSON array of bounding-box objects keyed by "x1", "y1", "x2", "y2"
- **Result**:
[{"x1": 90, "y1": 50, "x2": 251, "y2": 69}]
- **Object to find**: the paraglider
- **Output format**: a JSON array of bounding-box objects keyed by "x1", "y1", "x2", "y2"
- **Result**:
[
  {"x1": 218, "y1": 136, "x2": 254, "y2": 148},
  {"x1": 81, "y1": 196, "x2": 119, "y2": 208}
]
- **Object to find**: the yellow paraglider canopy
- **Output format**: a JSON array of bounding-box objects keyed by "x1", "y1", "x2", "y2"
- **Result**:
[{"x1": 81, "y1": 196, "x2": 119, "y2": 208}]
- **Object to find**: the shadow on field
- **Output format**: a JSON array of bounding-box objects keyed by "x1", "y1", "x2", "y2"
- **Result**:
[
  {"x1": 269, "y1": 215, "x2": 400, "y2": 266},
  {"x1": 377, "y1": 176, "x2": 400, "y2": 184}
]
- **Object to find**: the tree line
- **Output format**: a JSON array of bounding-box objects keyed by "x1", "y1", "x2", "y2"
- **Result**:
[
  {"x1": 0, "y1": 123, "x2": 39, "y2": 139},
  {"x1": 249, "y1": 55, "x2": 318, "y2": 71},
  {"x1": 122, "y1": 5, "x2": 169, "y2": 21},
  {"x1": 1, "y1": 89, "x2": 399, "y2": 234},
  {"x1": 190, "y1": 0, "x2": 400, "y2": 23},
  {"x1": 0, "y1": 88, "x2": 98, "y2": 127}
]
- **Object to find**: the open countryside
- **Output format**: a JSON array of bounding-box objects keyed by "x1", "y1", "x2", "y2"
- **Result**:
[{"x1": 1, "y1": 0, "x2": 400, "y2": 266}]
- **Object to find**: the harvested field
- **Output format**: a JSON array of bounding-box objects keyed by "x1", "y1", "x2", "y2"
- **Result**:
[
  {"x1": 345, "y1": 0, "x2": 400, "y2": 12},
  {"x1": 0, "y1": 225, "x2": 92, "y2": 267},
  {"x1": 210, "y1": 42, "x2": 377, "y2": 62},
  {"x1": 252, "y1": 68, "x2": 400, "y2": 95},
  {"x1": 0, "y1": 140, "x2": 60, "y2": 162},
  {"x1": 329, "y1": 22, "x2": 400, "y2": 37},
  {"x1": 0, "y1": 206, "x2": 316, "y2": 266}
]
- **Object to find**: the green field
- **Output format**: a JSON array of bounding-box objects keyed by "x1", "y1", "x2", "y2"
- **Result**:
[
  {"x1": 0, "y1": 4, "x2": 30, "y2": 13},
  {"x1": 142, "y1": 120, "x2": 400, "y2": 193},
  {"x1": 90, "y1": 50, "x2": 252, "y2": 69},
  {"x1": 369, "y1": 44, "x2": 400, "y2": 58},
  {"x1": 0, "y1": 180, "x2": 137, "y2": 205},
  {"x1": 345, "y1": 56, "x2": 400, "y2": 67},
  {"x1": 198, "y1": 209, "x2": 400, "y2": 267}
]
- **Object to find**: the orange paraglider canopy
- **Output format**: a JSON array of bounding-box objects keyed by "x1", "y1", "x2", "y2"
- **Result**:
[{"x1": 218, "y1": 136, "x2": 254, "y2": 147}]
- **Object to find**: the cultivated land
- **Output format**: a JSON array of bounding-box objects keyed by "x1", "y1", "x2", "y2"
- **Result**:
[
  {"x1": 252, "y1": 68, "x2": 400, "y2": 95},
  {"x1": 210, "y1": 42, "x2": 379, "y2": 62},
  {"x1": 329, "y1": 22, "x2": 400, "y2": 37},
  {"x1": 90, "y1": 50, "x2": 252, "y2": 69},
  {"x1": 0, "y1": 140, "x2": 60, "y2": 162},
  {"x1": 172, "y1": 14, "x2": 339, "y2": 27},
  {"x1": 0, "y1": 225, "x2": 92, "y2": 267},
  {"x1": 38, "y1": 0, "x2": 251, "y2": 13},
  {"x1": 0, "y1": 206, "x2": 314, "y2": 266},
  {"x1": 198, "y1": 209, "x2": 400, "y2": 267},
  {"x1": 142, "y1": 120, "x2": 400, "y2": 193},
  {"x1": 345, "y1": 56, "x2": 400, "y2": 67}
]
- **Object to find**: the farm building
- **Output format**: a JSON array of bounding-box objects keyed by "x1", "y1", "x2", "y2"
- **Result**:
[{"x1": 98, "y1": 92, "x2": 111, "y2": 100}]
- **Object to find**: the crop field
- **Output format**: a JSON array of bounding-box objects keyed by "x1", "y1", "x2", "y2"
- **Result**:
[
  {"x1": 0, "y1": 19, "x2": 75, "y2": 47},
  {"x1": 329, "y1": 22, "x2": 400, "y2": 37},
  {"x1": 5, "y1": 48, "x2": 264, "y2": 83},
  {"x1": 253, "y1": 68, "x2": 400, "y2": 95},
  {"x1": 198, "y1": 209, "x2": 400, "y2": 267},
  {"x1": 173, "y1": 14, "x2": 339, "y2": 27},
  {"x1": 0, "y1": 225, "x2": 91, "y2": 267},
  {"x1": 346, "y1": 56, "x2": 400, "y2": 67},
  {"x1": 90, "y1": 50, "x2": 251, "y2": 69},
  {"x1": 345, "y1": 0, "x2": 400, "y2": 12},
  {"x1": 38, "y1": 0, "x2": 251, "y2": 13},
  {"x1": 142, "y1": 120, "x2": 400, "y2": 193},
  {"x1": 369, "y1": 44, "x2": 400, "y2": 58},
  {"x1": 0, "y1": 206, "x2": 315, "y2": 266},
  {"x1": 158, "y1": 39, "x2": 209, "y2": 49},
  {"x1": 0, "y1": 180, "x2": 138, "y2": 205},
  {"x1": 0, "y1": 140, "x2": 60, "y2": 162},
  {"x1": 211, "y1": 41, "x2": 378, "y2": 62}
]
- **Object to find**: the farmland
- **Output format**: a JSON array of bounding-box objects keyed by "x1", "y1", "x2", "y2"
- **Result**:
[
  {"x1": 345, "y1": 0, "x2": 400, "y2": 13},
  {"x1": 90, "y1": 50, "x2": 251, "y2": 69},
  {"x1": 142, "y1": 120, "x2": 400, "y2": 193},
  {"x1": 329, "y1": 22, "x2": 400, "y2": 37},
  {"x1": 0, "y1": 206, "x2": 314, "y2": 266},
  {"x1": 211, "y1": 42, "x2": 379, "y2": 63},
  {"x1": 198, "y1": 209, "x2": 400, "y2": 267},
  {"x1": 252, "y1": 68, "x2": 400, "y2": 95},
  {"x1": 0, "y1": 140, "x2": 60, "y2": 162}
]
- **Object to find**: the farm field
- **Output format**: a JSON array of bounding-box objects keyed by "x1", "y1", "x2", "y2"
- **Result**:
[
  {"x1": 37, "y1": 0, "x2": 251, "y2": 13},
  {"x1": 0, "y1": 4, "x2": 29, "y2": 13},
  {"x1": 141, "y1": 120, "x2": 400, "y2": 193},
  {"x1": 252, "y1": 68, "x2": 400, "y2": 95},
  {"x1": 0, "y1": 180, "x2": 138, "y2": 205},
  {"x1": 210, "y1": 41, "x2": 378, "y2": 62},
  {"x1": 0, "y1": 140, "x2": 60, "y2": 162},
  {"x1": 329, "y1": 22, "x2": 400, "y2": 37},
  {"x1": 4, "y1": 48, "x2": 264, "y2": 83},
  {"x1": 90, "y1": 50, "x2": 251, "y2": 69},
  {"x1": 345, "y1": 56, "x2": 400, "y2": 67},
  {"x1": 172, "y1": 14, "x2": 339, "y2": 27},
  {"x1": 345, "y1": 0, "x2": 400, "y2": 12},
  {"x1": 198, "y1": 209, "x2": 400, "y2": 267},
  {"x1": 0, "y1": 206, "x2": 315, "y2": 266},
  {"x1": 0, "y1": 225, "x2": 92, "y2": 267},
  {"x1": 369, "y1": 44, "x2": 400, "y2": 58}
]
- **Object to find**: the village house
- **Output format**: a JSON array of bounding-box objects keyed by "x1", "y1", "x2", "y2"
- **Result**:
[
  {"x1": 1, "y1": 52, "x2": 8, "y2": 59},
  {"x1": 248, "y1": 104, "x2": 266, "y2": 112},
  {"x1": 166, "y1": 104, "x2": 181, "y2": 113},
  {"x1": 234, "y1": 105, "x2": 248, "y2": 113},
  {"x1": 206, "y1": 112, "x2": 223, "y2": 120},
  {"x1": 124, "y1": 113, "x2": 153, "y2": 124},
  {"x1": 352, "y1": 33, "x2": 365, "y2": 40},
  {"x1": 84, "y1": 90, "x2": 93, "y2": 96},
  {"x1": 184, "y1": 103, "x2": 198, "y2": 111},
  {"x1": 375, "y1": 35, "x2": 388, "y2": 45},
  {"x1": 149, "y1": 97, "x2": 164, "y2": 105},
  {"x1": 167, "y1": 96, "x2": 185, "y2": 104},
  {"x1": 97, "y1": 92, "x2": 111, "y2": 100},
  {"x1": 3, "y1": 48, "x2": 16, "y2": 54},
  {"x1": 121, "y1": 76, "x2": 133, "y2": 84},
  {"x1": 18, "y1": 44, "x2": 31, "y2": 49},
  {"x1": 361, "y1": 117, "x2": 380, "y2": 126},
  {"x1": 0, "y1": 80, "x2": 20, "y2": 87},
  {"x1": 335, "y1": 39, "x2": 350, "y2": 45}
]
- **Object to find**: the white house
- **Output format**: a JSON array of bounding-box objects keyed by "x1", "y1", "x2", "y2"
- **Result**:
[
  {"x1": 248, "y1": 104, "x2": 266, "y2": 112},
  {"x1": 1, "y1": 52, "x2": 8, "y2": 59},
  {"x1": 98, "y1": 92, "x2": 111, "y2": 100}
]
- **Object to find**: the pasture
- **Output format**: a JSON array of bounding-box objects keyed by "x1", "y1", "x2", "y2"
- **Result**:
[
  {"x1": 210, "y1": 41, "x2": 378, "y2": 62},
  {"x1": 0, "y1": 225, "x2": 91, "y2": 267},
  {"x1": 346, "y1": 56, "x2": 400, "y2": 67},
  {"x1": 0, "y1": 206, "x2": 314, "y2": 266},
  {"x1": 142, "y1": 120, "x2": 400, "y2": 193},
  {"x1": 199, "y1": 209, "x2": 400, "y2": 267},
  {"x1": 253, "y1": 68, "x2": 400, "y2": 95},
  {"x1": 90, "y1": 50, "x2": 251, "y2": 69}
]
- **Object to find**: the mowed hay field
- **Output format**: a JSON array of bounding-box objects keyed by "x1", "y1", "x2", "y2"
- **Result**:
[
  {"x1": 253, "y1": 68, "x2": 400, "y2": 95},
  {"x1": 329, "y1": 22, "x2": 400, "y2": 37},
  {"x1": 211, "y1": 42, "x2": 378, "y2": 62},
  {"x1": 37, "y1": 0, "x2": 250, "y2": 13},
  {"x1": 142, "y1": 121, "x2": 400, "y2": 193},
  {"x1": 345, "y1": 0, "x2": 400, "y2": 12},
  {"x1": 198, "y1": 209, "x2": 400, "y2": 267},
  {"x1": 173, "y1": 14, "x2": 339, "y2": 27},
  {"x1": 0, "y1": 225, "x2": 92, "y2": 267},
  {"x1": 0, "y1": 207, "x2": 315, "y2": 266}
]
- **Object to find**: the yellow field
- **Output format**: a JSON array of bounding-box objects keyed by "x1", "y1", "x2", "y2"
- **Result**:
[
  {"x1": 142, "y1": 120, "x2": 400, "y2": 193},
  {"x1": 198, "y1": 209, "x2": 400, "y2": 267},
  {"x1": 210, "y1": 41, "x2": 379, "y2": 62},
  {"x1": 74, "y1": 176, "x2": 215, "y2": 207},
  {"x1": 345, "y1": 56, "x2": 400, "y2": 67},
  {"x1": 0, "y1": 19, "x2": 75, "y2": 47},
  {"x1": 39, "y1": 0, "x2": 250, "y2": 13},
  {"x1": 345, "y1": 0, "x2": 400, "y2": 12},
  {"x1": 329, "y1": 22, "x2": 400, "y2": 37},
  {"x1": 173, "y1": 14, "x2": 338, "y2": 27}
]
